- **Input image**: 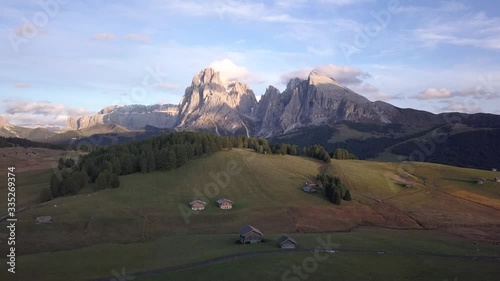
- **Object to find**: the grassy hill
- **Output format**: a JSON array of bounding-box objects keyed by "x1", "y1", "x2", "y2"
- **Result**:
[
  {"x1": 271, "y1": 122, "x2": 500, "y2": 170},
  {"x1": 1, "y1": 149, "x2": 500, "y2": 281}
]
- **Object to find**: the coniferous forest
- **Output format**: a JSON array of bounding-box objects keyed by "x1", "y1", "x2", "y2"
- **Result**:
[{"x1": 49, "y1": 132, "x2": 338, "y2": 199}]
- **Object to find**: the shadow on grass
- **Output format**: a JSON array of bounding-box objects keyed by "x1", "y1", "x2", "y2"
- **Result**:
[{"x1": 441, "y1": 177, "x2": 478, "y2": 184}]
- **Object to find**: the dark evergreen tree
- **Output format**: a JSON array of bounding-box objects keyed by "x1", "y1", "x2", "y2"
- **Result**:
[
  {"x1": 110, "y1": 173, "x2": 120, "y2": 188},
  {"x1": 40, "y1": 188, "x2": 53, "y2": 202},
  {"x1": 174, "y1": 145, "x2": 187, "y2": 167},
  {"x1": 166, "y1": 149, "x2": 176, "y2": 171},
  {"x1": 50, "y1": 173, "x2": 61, "y2": 197},
  {"x1": 64, "y1": 158, "x2": 75, "y2": 167},
  {"x1": 343, "y1": 189, "x2": 352, "y2": 201},
  {"x1": 96, "y1": 169, "x2": 111, "y2": 190},
  {"x1": 58, "y1": 157, "x2": 65, "y2": 170}
]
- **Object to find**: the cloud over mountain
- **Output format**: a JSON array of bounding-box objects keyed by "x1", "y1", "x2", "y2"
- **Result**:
[{"x1": 4, "y1": 100, "x2": 94, "y2": 127}]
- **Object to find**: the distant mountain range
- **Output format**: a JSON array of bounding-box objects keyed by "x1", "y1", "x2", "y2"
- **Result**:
[
  {"x1": 63, "y1": 68, "x2": 500, "y2": 135},
  {"x1": 1, "y1": 68, "x2": 500, "y2": 169}
]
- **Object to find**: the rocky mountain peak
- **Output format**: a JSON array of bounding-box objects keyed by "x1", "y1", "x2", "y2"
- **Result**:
[
  {"x1": 0, "y1": 116, "x2": 12, "y2": 128},
  {"x1": 99, "y1": 105, "x2": 121, "y2": 114},
  {"x1": 307, "y1": 70, "x2": 344, "y2": 88},
  {"x1": 193, "y1": 67, "x2": 222, "y2": 86}
]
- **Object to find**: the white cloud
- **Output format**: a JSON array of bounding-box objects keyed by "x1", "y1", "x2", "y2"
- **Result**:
[
  {"x1": 318, "y1": 0, "x2": 372, "y2": 6},
  {"x1": 280, "y1": 63, "x2": 371, "y2": 85},
  {"x1": 414, "y1": 86, "x2": 499, "y2": 100},
  {"x1": 154, "y1": 82, "x2": 179, "y2": 91},
  {"x1": 412, "y1": 12, "x2": 500, "y2": 50},
  {"x1": 209, "y1": 59, "x2": 258, "y2": 83},
  {"x1": 92, "y1": 33, "x2": 117, "y2": 41},
  {"x1": 124, "y1": 33, "x2": 151, "y2": 42},
  {"x1": 4, "y1": 100, "x2": 94, "y2": 127},
  {"x1": 415, "y1": 88, "x2": 453, "y2": 100},
  {"x1": 163, "y1": 0, "x2": 322, "y2": 24},
  {"x1": 438, "y1": 1, "x2": 469, "y2": 12},
  {"x1": 436, "y1": 100, "x2": 482, "y2": 113},
  {"x1": 275, "y1": 0, "x2": 308, "y2": 9},
  {"x1": 14, "y1": 82, "x2": 31, "y2": 88},
  {"x1": 278, "y1": 63, "x2": 403, "y2": 101},
  {"x1": 92, "y1": 32, "x2": 151, "y2": 42}
]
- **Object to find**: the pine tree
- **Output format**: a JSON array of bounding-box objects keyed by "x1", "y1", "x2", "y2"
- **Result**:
[
  {"x1": 175, "y1": 145, "x2": 188, "y2": 167},
  {"x1": 166, "y1": 150, "x2": 176, "y2": 171},
  {"x1": 58, "y1": 157, "x2": 65, "y2": 170},
  {"x1": 50, "y1": 173, "x2": 61, "y2": 197},
  {"x1": 64, "y1": 158, "x2": 75, "y2": 167},
  {"x1": 343, "y1": 189, "x2": 352, "y2": 201},
  {"x1": 147, "y1": 151, "x2": 156, "y2": 172},
  {"x1": 96, "y1": 169, "x2": 111, "y2": 190},
  {"x1": 110, "y1": 173, "x2": 120, "y2": 188},
  {"x1": 112, "y1": 158, "x2": 122, "y2": 175},
  {"x1": 40, "y1": 188, "x2": 53, "y2": 202},
  {"x1": 332, "y1": 189, "x2": 342, "y2": 205},
  {"x1": 237, "y1": 136, "x2": 244, "y2": 149}
]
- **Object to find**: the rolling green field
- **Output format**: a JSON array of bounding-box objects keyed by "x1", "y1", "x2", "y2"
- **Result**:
[
  {"x1": 1, "y1": 149, "x2": 500, "y2": 281},
  {"x1": 2, "y1": 230, "x2": 499, "y2": 281},
  {"x1": 139, "y1": 253, "x2": 499, "y2": 281},
  {"x1": 0, "y1": 169, "x2": 52, "y2": 211}
]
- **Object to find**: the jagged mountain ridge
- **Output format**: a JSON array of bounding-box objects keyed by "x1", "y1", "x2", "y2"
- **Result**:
[
  {"x1": 4, "y1": 67, "x2": 500, "y2": 141},
  {"x1": 0, "y1": 116, "x2": 57, "y2": 140},
  {"x1": 66, "y1": 104, "x2": 178, "y2": 131},
  {"x1": 64, "y1": 68, "x2": 457, "y2": 137}
]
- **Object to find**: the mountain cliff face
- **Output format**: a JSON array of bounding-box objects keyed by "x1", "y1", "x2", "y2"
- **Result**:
[
  {"x1": 255, "y1": 72, "x2": 389, "y2": 136},
  {"x1": 64, "y1": 67, "x2": 499, "y2": 137},
  {"x1": 66, "y1": 104, "x2": 178, "y2": 131},
  {"x1": 177, "y1": 68, "x2": 257, "y2": 135}
]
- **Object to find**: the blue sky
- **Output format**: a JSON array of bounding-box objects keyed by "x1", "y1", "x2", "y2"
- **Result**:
[{"x1": 1, "y1": 0, "x2": 499, "y2": 127}]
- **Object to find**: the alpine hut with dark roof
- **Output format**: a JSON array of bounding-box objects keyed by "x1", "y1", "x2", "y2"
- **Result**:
[
  {"x1": 277, "y1": 234, "x2": 297, "y2": 249},
  {"x1": 239, "y1": 225, "x2": 263, "y2": 244}
]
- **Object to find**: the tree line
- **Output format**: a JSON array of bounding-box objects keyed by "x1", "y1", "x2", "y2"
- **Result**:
[
  {"x1": 0, "y1": 136, "x2": 67, "y2": 150},
  {"x1": 331, "y1": 148, "x2": 358, "y2": 160}
]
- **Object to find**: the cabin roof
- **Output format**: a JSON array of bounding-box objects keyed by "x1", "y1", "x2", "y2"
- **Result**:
[
  {"x1": 277, "y1": 234, "x2": 297, "y2": 245},
  {"x1": 189, "y1": 200, "x2": 207, "y2": 206},
  {"x1": 239, "y1": 224, "x2": 263, "y2": 236},
  {"x1": 217, "y1": 198, "x2": 233, "y2": 204},
  {"x1": 36, "y1": 216, "x2": 52, "y2": 220}
]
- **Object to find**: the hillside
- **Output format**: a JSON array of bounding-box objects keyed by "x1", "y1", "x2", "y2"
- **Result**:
[
  {"x1": 8, "y1": 150, "x2": 500, "y2": 254},
  {"x1": 271, "y1": 122, "x2": 500, "y2": 169},
  {"x1": 1, "y1": 149, "x2": 500, "y2": 281}
]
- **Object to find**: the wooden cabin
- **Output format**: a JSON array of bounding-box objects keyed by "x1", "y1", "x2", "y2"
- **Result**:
[
  {"x1": 189, "y1": 200, "x2": 207, "y2": 211},
  {"x1": 35, "y1": 216, "x2": 54, "y2": 224},
  {"x1": 217, "y1": 198, "x2": 233, "y2": 210},
  {"x1": 302, "y1": 184, "x2": 318, "y2": 193},
  {"x1": 494, "y1": 177, "x2": 500, "y2": 183},
  {"x1": 239, "y1": 225, "x2": 263, "y2": 244},
  {"x1": 277, "y1": 234, "x2": 297, "y2": 249},
  {"x1": 477, "y1": 178, "x2": 486, "y2": 184}
]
